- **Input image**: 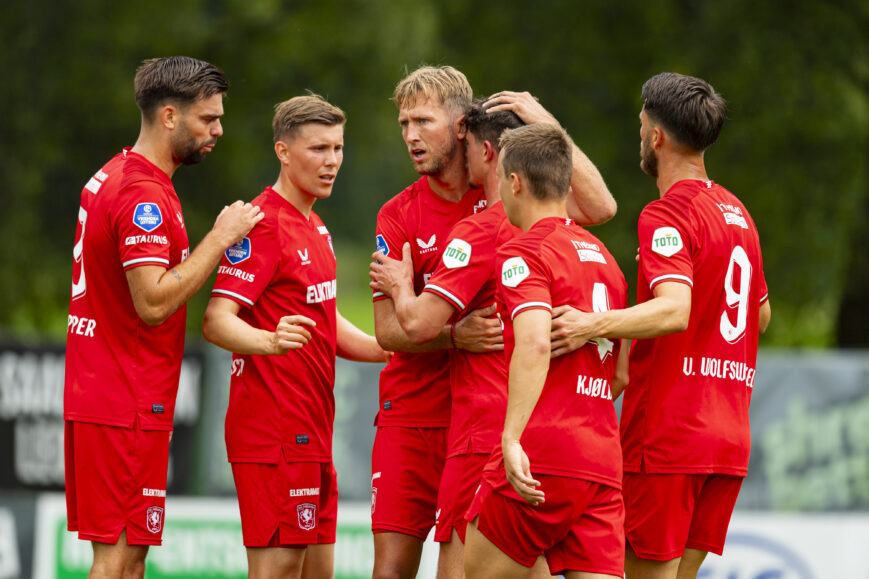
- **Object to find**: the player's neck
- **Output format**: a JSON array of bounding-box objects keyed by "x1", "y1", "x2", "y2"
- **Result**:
[
  {"x1": 426, "y1": 156, "x2": 471, "y2": 203},
  {"x1": 482, "y1": 169, "x2": 501, "y2": 205},
  {"x1": 656, "y1": 153, "x2": 708, "y2": 197},
  {"x1": 517, "y1": 200, "x2": 568, "y2": 232},
  {"x1": 273, "y1": 179, "x2": 316, "y2": 219},
  {"x1": 131, "y1": 132, "x2": 179, "y2": 179}
]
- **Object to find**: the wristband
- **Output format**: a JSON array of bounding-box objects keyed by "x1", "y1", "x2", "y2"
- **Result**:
[{"x1": 449, "y1": 323, "x2": 457, "y2": 349}]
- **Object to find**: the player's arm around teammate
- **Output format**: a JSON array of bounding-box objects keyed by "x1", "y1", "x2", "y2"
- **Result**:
[{"x1": 484, "y1": 91, "x2": 616, "y2": 226}]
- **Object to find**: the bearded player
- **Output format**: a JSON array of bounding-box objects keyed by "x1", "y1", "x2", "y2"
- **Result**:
[{"x1": 549, "y1": 72, "x2": 771, "y2": 578}]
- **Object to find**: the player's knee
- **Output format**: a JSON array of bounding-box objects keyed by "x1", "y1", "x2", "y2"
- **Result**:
[{"x1": 372, "y1": 564, "x2": 416, "y2": 579}]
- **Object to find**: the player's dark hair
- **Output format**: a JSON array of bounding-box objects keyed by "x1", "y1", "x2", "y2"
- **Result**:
[
  {"x1": 500, "y1": 124, "x2": 572, "y2": 201},
  {"x1": 642, "y1": 72, "x2": 727, "y2": 152},
  {"x1": 273, "y1": 94, "x2": 346, "y2": 143},
  {"x1": 464, "y1": 98, "x2": 524, "y2": 152},
  {"x1": 134, "y1": 56, "x2": 229, "y2": 121}
]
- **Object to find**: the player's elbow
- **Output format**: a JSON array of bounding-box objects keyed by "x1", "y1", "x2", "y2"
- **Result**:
[
  {"x1": 759, "y1": 300, "x2": 771, "y2": 334},
  {"x1": 135, "y1": 303, "x2": 173, "y2": 327},
  {"x1": 592, "y1": 197, "x2": 618, "y2": 225},
  {"x1": 201, "y1": 311, "x2": 219, "y2": 345},
  {"x1": 404, "y1": 319, "x2": 439, "y2": 345},
  {"x1": 666, "y1": 303, "x2": 691, "y2": 334}
]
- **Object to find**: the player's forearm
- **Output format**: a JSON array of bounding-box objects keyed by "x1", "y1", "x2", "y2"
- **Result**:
[
  {"x1": 393, "y1": 287, "x2": 445, "y2": 345},
  {"x1": 566, "y1": 142, "x2": 617, "y2": 226},
  {"x1": 202, "y1": 303, "x2": 274, "y2": 355},
  {"x1": 595, "y1": 294, "x2": 690, "y2": 340},
  {"x1": 373, "y1": 300, "x2": 450, "y2": 352},
  {"x1": 336, "y1": 313, "x2": 387, "y2": 362},
  {"x1": 502, "y1": 338, "x2": 550, "y2": 444}
]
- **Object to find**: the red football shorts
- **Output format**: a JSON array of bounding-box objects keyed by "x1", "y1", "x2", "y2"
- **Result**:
[
  {"x1": 64, "y1": 420, "x2": 170, "y2": 546},
  {"x1": 231, "y1": 460, "x2": 338, "y2": 547},
  {"x1": 466, "y1": 471, "x2": 624, "y2": 575},
  {"x1": 623, "y1": 470, "x2": 744, "y2": 560},
  {"x1": 370, "y1": 426, "x2": 447, "y2": 539},
  {"x1": 434, "y1": 453, "x2": 488, "y2": 543}
]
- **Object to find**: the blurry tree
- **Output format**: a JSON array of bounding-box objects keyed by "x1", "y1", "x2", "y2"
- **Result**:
[{"x1": 0, "y1": 0, "x2": 866, "y2": 346}]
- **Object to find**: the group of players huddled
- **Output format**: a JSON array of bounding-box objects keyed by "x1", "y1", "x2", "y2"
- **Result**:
[{"x1": 63, "y1": 56, "x2": 770, "y2": 579}]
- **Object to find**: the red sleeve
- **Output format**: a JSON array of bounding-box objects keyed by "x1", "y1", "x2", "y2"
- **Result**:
[
  {"x1": 423, "y1": 219, "x2": 493, "y2": 311},
  {"x1": 211, "y1": 211, "x2": 279, "y2": 308},
  {"x1": 115, "y1": 182, "x2": 174, "y2": 270},
  {"x1": 637, "y1": 201, "x2": 695, "y2": 291},
  {"x1": 373, "y1": 202, "x2": 408, "y2": 302},
  {"x1": 497, "y1": 242, "x2": 552, "y2": 320}
]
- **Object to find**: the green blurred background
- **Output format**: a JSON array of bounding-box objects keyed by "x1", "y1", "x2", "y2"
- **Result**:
[{"x1": 2, "y1": 0, "x2": 867, "y2": 347}]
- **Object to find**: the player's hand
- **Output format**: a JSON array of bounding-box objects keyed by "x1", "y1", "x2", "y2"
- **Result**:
[
  {"x1": 503, "y1": 439, "x2": 544, "y2": 506},
  {"x1": 484, "y1": 91, "x2": 560, "y2": 127},
  {"x1": 369, "y1": 242, "x2": 413, "y2": 297},
  {"x1": 550, "y1": 305, "x2": 597, "y2": 358},
  {"x1": 212, "y1": 201, "x2": 264, "y2": 247},
  {"x1": 453, "y1": 304, "x2": 504, "y2": 352},
  {"x1": 269, "y1": 314, "x2": 316, "y2": 355}
]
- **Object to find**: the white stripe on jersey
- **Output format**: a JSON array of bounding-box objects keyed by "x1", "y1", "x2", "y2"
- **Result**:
[
  {"x1": 423, "y1": 284, "x2": 465, "y2": 310},
  {"x1": 123, "y1": 256, "x2": 170, "y2": 268},
  {"x1": 649, "y1": 274, "x2": 693, "y2": 289},
  {"x1": 512, "y1": 301, "x2": 552, "y2": 319},
  {"x1": 212, "y1": 289, "x2": 255, "y2": 307}
]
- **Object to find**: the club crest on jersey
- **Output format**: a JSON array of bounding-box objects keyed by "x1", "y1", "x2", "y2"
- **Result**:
[
  {"x1": 133, "y1": 203, "x2": 163, "y2": 232},
  {"x1": 442, "y1": 238, "x2": 472, "y2": 269},
  {"x1": 225, "y1": 237, "x2": 251, "y2": 265},
  {"x1": 146, "y1": 506, "x2": 164, "y2": 534},
  {"x1": 297, "y1": 503, "x2": 317, "y2": 531},
  {"x1": 375, "y1": 234, "x2": 390, "y2": 256},
  {"x1": 651, "y1": 227, "x2": 683, "y2": 257},
  {"x1": 501, "y1": 257, "x2": 529, "y2": 288}
]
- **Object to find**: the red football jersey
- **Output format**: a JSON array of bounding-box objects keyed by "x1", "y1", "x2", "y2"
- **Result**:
[
  {"x1": 488, "y1": 217, "x2": 628, "y2": 489},
  {"x1": 211, "y1": 188, "x2": 338, "y2": 463},
  {"x1": 374, "y1": 177, "x2": 486, "y2": 427},
  {"x1": 64, "y1": 149, "x2": 189, "y2": 430},
  {"x1": 422, "y1": 202, "x2": 520, "y2": 457},
  {"x1": 622, "y1": 180, "x2": 768, "y2": 476}
]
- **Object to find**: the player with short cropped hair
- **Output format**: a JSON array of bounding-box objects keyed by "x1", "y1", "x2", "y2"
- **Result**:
[
  {"x1": 463, "y1": 123, "x2": 627, "y2": 579},
  {"x1": 64, "y1": 56, "x2": 263, "y2": 579},
  {"x1": 549, "y1": 72, "x2": 771, "y2": 579},
  {"x1": 370, "y1": 92, "x2": 616, "y2": 578},
  {"x1": 202, "y1": 94, "x2": 387, "y2": 579}
]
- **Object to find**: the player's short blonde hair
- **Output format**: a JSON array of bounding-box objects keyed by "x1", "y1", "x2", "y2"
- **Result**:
[
  {"x1": 500, "y1": 124, "x2": 572, "y2": 201},
  {"x1": 273, "y1": 94, "x2": 346, "y2": 143},
  {"x1": 392, "y1": 65, "x2": 472, "y2": 115}
]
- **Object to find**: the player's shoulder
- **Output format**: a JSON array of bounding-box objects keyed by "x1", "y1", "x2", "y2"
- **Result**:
[
  {"x1": 378, "y1": 177, "x2": 427, "y2": 217},
  {"x1": 118, "y1": 151, "x2": 172, "y2": 194}
]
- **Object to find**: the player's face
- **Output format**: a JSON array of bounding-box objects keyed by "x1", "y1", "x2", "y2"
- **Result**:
[
  {"x1": 172, "y1": 93, "x2": 224, "y2": 165},
  {"x1": 465, "y1": 132, "x2": 487, "y2": 189},
  {"x1": 398, "y1": 97, "x2": 461, "y2": 177},
  {"x1": 639, "y1": 108, "x2": 659, "y2": 178},
  {"x1": 282, "y1": 123, "x2": 345, "y2": 200}
]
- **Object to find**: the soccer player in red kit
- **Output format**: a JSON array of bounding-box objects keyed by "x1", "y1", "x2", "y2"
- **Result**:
[
  {"x1": 64, "y1": 56, "x2": 264, "y2": 579},
  {"x1": 463, "y1": 124, "x2": 628, "y2": 579},
  {"x1": 201, "y1": 95, "x2": 388, "y2": 579},
  {"x1": 370, "y1": 94, "x2": 616, "y2": 578},
  {"x1": 549, "y1": 73, "x2": 772, "y2": 579}
]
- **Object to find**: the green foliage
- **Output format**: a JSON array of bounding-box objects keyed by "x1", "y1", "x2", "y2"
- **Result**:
[{"x1": 2, "y1": 0, "x2": 867, "y2": 346}]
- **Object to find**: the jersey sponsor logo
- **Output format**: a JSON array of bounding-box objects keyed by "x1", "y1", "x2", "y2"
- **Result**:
[
  {"x1": 67, "y1": 315, "x2": 96, "y2": 337},
  {"x1": 290, "y1": 487, "x2": 320, "y2": 497},
  {"x1": 142, "y1": 488, "x2": 166, "y2": 497},
  {"x1": 572, "y1": 239, "x2": 607, "y2": 264},
  {"x1": 576, "y1": 375, "x2": 613, "y2": 400},
  {"x1": 473, "y1": 199, "x2": 487, "y2": 214},
  {"x1": 724, "y1": 212, "x2": 748, "y2": 229},
  {"x1": 297, "y1": 503, "x2": 317, "y2": 531},
  {"x1": 217, "y1": 265, "x2": 255, "y2": 283},
  {"x1": 375, "y1": 234, "x2": 390, "y2": 256},
  {"x1": 133, "y1": 203, "x2": 163, "y2": 232},
  {"x1": 651, "y1": 226, "x2": 683, "y2": 257},
  {"x1": 417, "y1": 234, "x2": 438, "y2": 254},
  {"x1": 181, "y1": 247, "x2": 189, "y2": 262},
  {"x1": 146, "y1": 506, "x2": 164, "y2": 534},
  {"x1": 298, "y1": 248, "x2": 311, "y2": 265},
  {"x1": 442, "y1": 238, "x2": 472, "y2": 269},
  {"x1": 306, "y1": 279, "x2": 337, "y2": 304},
  {"x1": 317, "y1": 225, "x2": 329, "y2": 235},
  {"x1": 125, "y1": 234, "x2": 168, "y2": 246},
  {"x1": 225, "y1": 237, "x2": 251, "y2": 265},
  {"x1": 501, "y1": 257, "x2": 529, "y2": 288}
]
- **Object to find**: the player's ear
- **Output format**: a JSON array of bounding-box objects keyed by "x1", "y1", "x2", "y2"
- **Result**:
[
  {"x1": 160, "y1": 105, "x2": 178, "y2": 130},
  {"x1": 482, "y1": 141, "x2": 496, "y2": 162},
  {"x1": 455, "y1": 114, "x2": 467, "y2": 139},
  {"x1": 275, "y1": 141, "x2": 290, "y2": 165},
  {"x1": 510, "y1": 172, "x2": 522, "y2": 196},
  {"x1": 652, "y1": 125, "x2": 665, "y2": 151}
]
